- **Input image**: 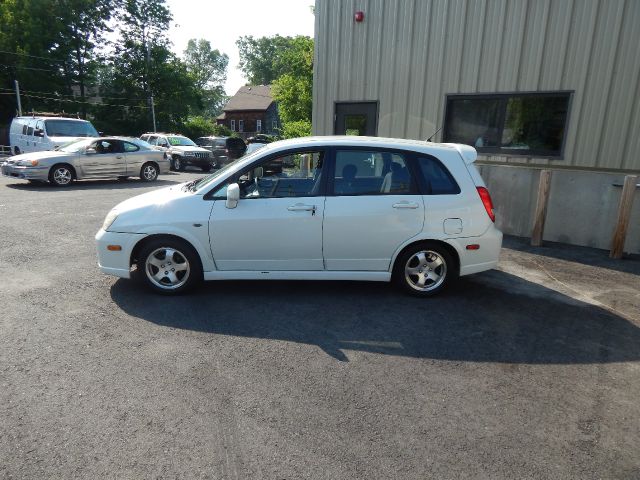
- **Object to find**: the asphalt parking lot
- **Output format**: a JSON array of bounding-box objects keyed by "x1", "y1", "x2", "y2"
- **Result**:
[{"x1": 1, "y1": 170, "x2": 639, "y2": 480}]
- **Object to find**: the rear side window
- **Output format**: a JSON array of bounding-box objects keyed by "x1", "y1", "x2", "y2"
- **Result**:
[
  {"x1": 416, "y1": 156, "x2": 461, "y2": 195},
  {"x1": 123, "y1": 141, "x2": 139, "y2": 152},
  {"x1": 333, "y1": 150, "x2": 415, "y2": 195}
]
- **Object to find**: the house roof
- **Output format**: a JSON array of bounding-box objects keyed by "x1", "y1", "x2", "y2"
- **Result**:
[{"x1": 224, "y1": 85, "x2": 274, "y2": 112}]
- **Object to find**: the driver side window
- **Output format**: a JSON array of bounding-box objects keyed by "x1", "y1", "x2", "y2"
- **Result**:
[{"x1": 238, "y1": 151, "x2": 324, "y2": 199}]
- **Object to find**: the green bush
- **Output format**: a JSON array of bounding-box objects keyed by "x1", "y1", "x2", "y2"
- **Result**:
[
  {"x1": 281, "y1": 120, "x2": 311, "y2": 139},
  {"x1": 182, "y1": 116, "x2": 215, "y2": 139},
  {"x1": 212, "y1": 123, "x2": 233, "y2": 137}
]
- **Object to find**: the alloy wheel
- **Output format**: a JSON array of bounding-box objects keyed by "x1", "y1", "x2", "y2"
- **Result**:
[
  {"x1": 404, "y1": 250, "x2": 447, "y2": 292},
  {"x1": 145, "y1": 247, "x2": 190, "y2": 290}
]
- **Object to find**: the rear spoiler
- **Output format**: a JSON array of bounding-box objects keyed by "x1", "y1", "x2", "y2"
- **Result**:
[{"x1": 442, "y1": 143, "x2": 477, "y2": 164}]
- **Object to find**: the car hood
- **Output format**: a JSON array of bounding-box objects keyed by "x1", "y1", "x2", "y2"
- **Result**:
[
  {"x1": 112, "y1": 183, "x2": 195, "y2": 215},
  {"x1": 171, "y1": 146, "x2": 210, "y2": 153},
  {"x1": 4, "y1": 150, "x2": 70, "y2": 163},
  {"x1": 107, "y1": 182, "x2": 205, "y2": 233},
  {"x1": 49, "y1": 136, "x2": 89, "y2": 146}
]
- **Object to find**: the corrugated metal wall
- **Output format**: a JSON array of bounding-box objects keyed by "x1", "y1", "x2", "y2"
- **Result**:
[{"x1": 312, "y1": 0, "x2": 640, "y2": 172}]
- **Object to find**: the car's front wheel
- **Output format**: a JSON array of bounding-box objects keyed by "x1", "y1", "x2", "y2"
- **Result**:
[
  {"x1": 172, "y1": 155, "x2": 184, "y2": 171},
  {"x1": 200, "y1": 165, "x2": 212, "y2": 172},
  {"x1": 140, "y1": 163, "x2": 159, "y2": 182},
  {"x1": 393, "y1": 242, "x2": 456, "y2": 297},
  {"x1": 49, "y1": 164, "x2": 74, "y2": 187},
  {"x1": 137, "y1": 238, "x2": 202, "y2": 294}
]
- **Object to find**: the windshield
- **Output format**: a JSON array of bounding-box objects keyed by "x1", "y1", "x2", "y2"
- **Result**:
[
  {"x1": 59, "y1": 139, "x2": 93, "y2": 153},
  {"x1": 168, "y1": 136, "x2": 196, "y2": 147},
  {"x1": 45, "y1": 119, "x2": 98, "y2": 137},
  {"x1": 193, "y1": 148, "x2": 268, "y2": 192}
]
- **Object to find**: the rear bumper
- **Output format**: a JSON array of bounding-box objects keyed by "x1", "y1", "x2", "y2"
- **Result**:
[{"x1": 449, "y1": 225, "x2": 503, "y2": 276}]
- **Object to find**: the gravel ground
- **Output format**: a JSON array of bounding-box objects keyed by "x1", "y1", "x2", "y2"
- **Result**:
[{"x1": 1, "y1": 170, "x2": 639, "y2": 479}]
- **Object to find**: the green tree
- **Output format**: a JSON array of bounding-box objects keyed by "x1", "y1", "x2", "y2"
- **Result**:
[
  {"x1": 236, "y1": 35, "x2": 291, "y2": 85},
  {"x1": 52, "y1": 0, "x2": 115, "y2": 118},
  {"x1": 183, "y1": 39, "x2": 229, "y2": 117},
  {"x1": 0, "y1": 0, "x2": 68, "y2": 122}
]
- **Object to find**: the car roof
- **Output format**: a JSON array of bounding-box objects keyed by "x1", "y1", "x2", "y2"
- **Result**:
[{"x1": 256, "y1": 136, "x2": 472, "y2": 160}]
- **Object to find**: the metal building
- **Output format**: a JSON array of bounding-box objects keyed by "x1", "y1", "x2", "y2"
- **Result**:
[{"x1": 312, "y1": 0, "x2": 640, "y2": 253}]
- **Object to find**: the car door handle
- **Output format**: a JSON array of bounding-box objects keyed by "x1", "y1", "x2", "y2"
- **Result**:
[
  {"x1": 287, "y1": 204, "x2": 317, "y2": 214},
  {"x1": 392, "y1": 202, "x2": 419, "y2": 209}
]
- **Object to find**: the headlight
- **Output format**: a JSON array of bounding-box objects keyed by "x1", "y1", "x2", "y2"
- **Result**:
[
  {"x1": 17, "y1": 159, "x2": 39, "y2": 166},
  {"x1": 102, "y1": 210, "x2": 119, "y2": 231}
]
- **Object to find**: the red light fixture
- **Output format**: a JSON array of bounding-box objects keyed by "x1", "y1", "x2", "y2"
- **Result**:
[
  {"x1": 476, "y1": 187, "x2": 496, "y2": 222},
  {"x1": 354, "y1": 11, "x2": 364, "y2": 22}
]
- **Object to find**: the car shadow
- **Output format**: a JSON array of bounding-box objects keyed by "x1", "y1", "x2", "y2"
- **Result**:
[
  {"x1": 503, "y1": 235, "x2": 640, "y2": 275},
  {"x1": 110, "y1": 270, "x2": 640, "y2": 363},
  {"x1": 4, "y1": 177, "x2": 183, "y2": 192}
]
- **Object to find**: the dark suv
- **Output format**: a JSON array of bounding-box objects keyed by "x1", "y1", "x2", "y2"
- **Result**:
[{"x1": 195, "y1": 137, "x2": 247, "y2": 167}]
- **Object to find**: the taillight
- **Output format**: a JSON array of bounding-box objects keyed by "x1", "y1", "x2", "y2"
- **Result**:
[{"x1": 476, "y1": 187, "x2": 495, "y2": 222}]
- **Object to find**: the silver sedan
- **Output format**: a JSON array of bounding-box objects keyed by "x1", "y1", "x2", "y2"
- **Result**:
[{"x1": 0, "y1": 137, "x2": 170, "y2": 186}]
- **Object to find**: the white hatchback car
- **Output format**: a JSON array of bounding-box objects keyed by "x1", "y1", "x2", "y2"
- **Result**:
[{"x1": 96, "y1": 136, "x2": 502, "y2": 296}]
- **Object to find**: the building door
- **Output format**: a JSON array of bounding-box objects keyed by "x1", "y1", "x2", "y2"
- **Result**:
[{"x1": 334, "y1": 102, "x2": 378, "y2": 136}]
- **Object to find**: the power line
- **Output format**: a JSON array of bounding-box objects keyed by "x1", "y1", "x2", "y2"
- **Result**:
[
  {"x1": 0, "y1": 86, "x2": 145, "y2": 101},
  {"x1": 0, "y1": 63, "x2": 61, "y2": 72},
  {"x1": 22, "y1": 92, "x2": 150, "y2": 109},
  {"x1": 0, "y1": 49, "x2": 66, "y2": 63}
]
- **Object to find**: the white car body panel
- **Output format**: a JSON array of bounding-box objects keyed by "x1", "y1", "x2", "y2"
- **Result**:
[
  {"x1": 323, "y1": 195, "x2": 425, "y2": 270},
  {"x1": 209, "y1": 197, "x2": 324, "y2": 271},
  {"x1": 96, "y1": 136, "x2": 502, "y2": 286}
]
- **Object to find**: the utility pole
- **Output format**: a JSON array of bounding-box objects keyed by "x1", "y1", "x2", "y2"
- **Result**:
[
  {"x1": 150, "y1": 93, "x2": 157, "y2": 133},
  {"x1": 146, "y1": 43, "x2": 157, "y2": 132},
  {"x1": 14, "y1": 80, "x2": 22, "y2": 116}
]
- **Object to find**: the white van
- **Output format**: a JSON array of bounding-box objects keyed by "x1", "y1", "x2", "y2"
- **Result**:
[{"x1": 9, "y1": 116, "x2": 99, "y2": 155}]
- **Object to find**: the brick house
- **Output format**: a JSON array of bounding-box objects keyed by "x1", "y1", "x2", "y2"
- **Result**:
[{"x1": 217, "y1": 85, "x2": 281, "y2": 140}]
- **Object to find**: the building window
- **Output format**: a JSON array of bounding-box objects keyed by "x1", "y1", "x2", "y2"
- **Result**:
[
  {"x1": 443, "y1": 92, "x2": 572, "y2": 157},
  {"x1": 272, "y1": 120, "x2": 278, "y2": 132},
  {"x1": 230, "y1": 120, "x2": 236, "y2": 131},
  {"x1": 257, "y1": 120, "x2": 262, "y2": 133},
  {"x1": 239, "y1": 120, "x2": 244, "y2": 132}
]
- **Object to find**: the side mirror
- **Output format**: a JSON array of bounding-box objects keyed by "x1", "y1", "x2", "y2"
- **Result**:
[
  {"x1": 226, "y1": 183, "x2": 240, "y2": 209},
  {"x1": 253, "y1": 166, "x2": 264, "y2": 178},
  {"x1": 85, "y1": 147, "x2": 97, "y2": 154}
]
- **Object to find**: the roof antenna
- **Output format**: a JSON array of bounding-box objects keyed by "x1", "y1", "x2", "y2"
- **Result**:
[{"x1": 426, "y1": 126, "x2": 442, "y2": 142}]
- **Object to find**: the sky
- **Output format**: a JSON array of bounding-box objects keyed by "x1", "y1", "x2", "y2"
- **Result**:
[{"x1": 165, "y1": 0, "x2": 315, "y2": 96}]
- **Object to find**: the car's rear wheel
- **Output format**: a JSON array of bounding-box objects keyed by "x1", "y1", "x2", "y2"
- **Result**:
[
  {"x1": 393, "y1": 242, "x2": 456, "y2": 297},
  {"x1": 140, "y1": 163, "x2": 159, "y2": 182},
  {"x1": 137, "y1": 238, "x2": 202, "y2": 294},
  {"x1": 49, "y1": 164, "x2": 74, "y2": 187},
  {"x1": 172, "y1": 155, "x2": 184, "y2": 171}
]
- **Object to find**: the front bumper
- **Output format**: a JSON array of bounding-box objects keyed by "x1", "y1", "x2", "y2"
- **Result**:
[
  {"x1": 1, "y1": 163, "x2": 49, "y2": 181},
  {"x1": 95, "y1": 229, "x2": 147, "y2": 279},
  {"x1": 183, "y1": 156, "x2": 216, "y2": 168}
]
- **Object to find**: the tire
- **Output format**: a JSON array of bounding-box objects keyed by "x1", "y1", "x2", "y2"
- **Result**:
[
  {"x1": 200, "y1": 165, "x2": 212, "y2": 172},
  {"x1": 49, "y1": 164, "x2": 74, "y2": 187},
  {"x1": 392, "y1": 242, "x2": 457, "y2": 297},
  {"x1": 140, "y1": 162, "x2": 159, "y2": 182},
  {"x1": 137, "y1": 238, "x2": 202, "y2": 294},
  {"x1": 172, "y1": 156, "x2": 184, "y2": 172}
]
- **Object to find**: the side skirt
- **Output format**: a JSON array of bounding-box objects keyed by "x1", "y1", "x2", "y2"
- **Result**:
[{"x1": 203, "y1": 270, "x2": 392, "y2": 282}]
